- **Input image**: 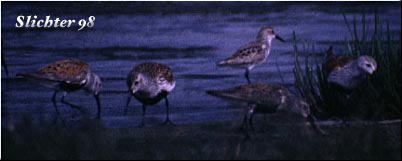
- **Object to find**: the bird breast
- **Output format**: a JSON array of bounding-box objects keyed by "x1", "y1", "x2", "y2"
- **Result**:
[{"x1": 136, "y1": 79, "x2": 174, "y2": 99}]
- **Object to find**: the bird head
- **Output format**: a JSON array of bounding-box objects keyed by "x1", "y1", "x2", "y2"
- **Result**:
[
  {"x1": 83, "y1": 72, "x2": 102, "y2": 118},
  {"x1": 289, "y1": 97, "x2": 310, "y2": 118},
  {"x1": 357, "y1": 55, "x2": 377, "y2": 75},
  {"x1": 257, "y1": 26, "x2": 286, "y2": 43},
  {"x1": 128, "y1": 73, "x2": 144, "y2": 94},
  {"x1": 84, "y1": 73, "x2": 102, "y2": 95}
]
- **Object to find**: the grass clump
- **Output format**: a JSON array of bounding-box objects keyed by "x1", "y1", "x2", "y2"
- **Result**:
[{"x1": 293, "y1": 12, "x2": 401, "y2": 120}]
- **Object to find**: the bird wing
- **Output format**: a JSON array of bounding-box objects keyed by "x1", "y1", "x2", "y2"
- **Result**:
[
  {"x1": 20, "y1": 59, "x2": 90, "y2": 85},
  {"x1": 217, "y1": 42, "x2": 267, "y2": 66},
  {"x1": 322, "y1": 55, "x2": 353, "y2": 76},
  {"x1": 157, "y1": 69, "x2": 175, "y2": 92},
  {"x1": 327, "y1": 67, "x2": 350, "y2": 89},
  {"x1": 327, "y1": 60, "x2": 360, "y2": 90},
  {"x1": 206, "y1": 83, "x2": 287, "y2": 106}
]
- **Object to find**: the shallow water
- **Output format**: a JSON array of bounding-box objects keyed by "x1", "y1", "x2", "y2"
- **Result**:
[{"x1": 1, "y1": 2, "x2": 401, "y2": 128}]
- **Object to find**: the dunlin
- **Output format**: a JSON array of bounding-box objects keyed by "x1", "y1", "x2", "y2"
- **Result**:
[
  {"x1": 16, "y1": 59, "x2": 102, "y2": 118},
  {"x1": 217, "y1": 26, "x2": 285, "y2": 83},
  {"x1": 206, "y1": 83, "x2": 324, "y2": 135},
  {"x1": 125, "y1": 62, "x2": 176, "y2": 127},
  {"x1": 323, "y1": 46, "x2": 377, "y2": 90}
]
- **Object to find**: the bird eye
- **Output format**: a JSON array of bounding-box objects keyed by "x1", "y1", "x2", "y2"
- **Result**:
[
  {"x1": 366, "y1": 64, "x2": 372, "y2": 68},
  {"x1": 134, "y1": 81, "x2": 139, "y2": 85}
]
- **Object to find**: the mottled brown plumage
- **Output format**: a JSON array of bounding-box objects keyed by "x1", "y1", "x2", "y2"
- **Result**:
[
  {"x1": 324, "y1": 56, "x2": 353, "y2": 74},
  {"x1": 30, "y1": 59, "x2": 90, "y2": 84},
  {"x1": 219, "y1": 43, "x2": 267, "y2": 66},
  {"x1": 322, "y1": 47, "x2": 353, "y2": 77}
]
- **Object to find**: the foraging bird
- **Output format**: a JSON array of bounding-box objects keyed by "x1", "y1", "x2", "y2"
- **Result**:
[
  {"x1": 322, "y1": 46, "x2": 377, "y2": 90},
  {"x1": 206, "y1": 83, "x2": 324, "y2": 135},
  {"x1": 16, "y1": 59, "x2": 102, "y2": 118},
  {"x1": 125, "y1": 62, "x2": 176, "y2": 127},
  {"x1": 217, "y1": 26, "x2": 286, "y2": 83}
]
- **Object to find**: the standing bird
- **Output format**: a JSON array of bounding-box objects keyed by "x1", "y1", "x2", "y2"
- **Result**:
[
  {"x1": 125, "y1": 62, "x2": 176, "y2": 127},
  {"x1": 322, "y1": 46, "x2": 377, "y2": 90},
  {"x1": 16, "y1": 59, "x2": 102, "y2": 118},
  {"x1": 206, "y1": 83, "x2": 325, "y2": 135},
  {"x1": 217, "y1": 26, "x2": 286, "y2": 83}
]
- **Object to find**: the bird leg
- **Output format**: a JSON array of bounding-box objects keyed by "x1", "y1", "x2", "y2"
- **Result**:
[
  {"x1": 124, "y1": 94, "x2": 132, "y2": 115},
  {"x1": 247, "y1": 104, "x2": 256, "y2": 133},
  {"x1": 245, "y1": 68, "x2": 251, "y2": 84},
  {"x1": 240, "y1": 106, "x2": 249, "y2": 131},
  {"x1": 138, "y1": 104, "x2": 146, "y2": 128},
  {"x1": 241, "y1": 111, "x2": 251, "y2": 139},
  {"x1": 61, "y1": 93, "x2": 83, "y2": 111},
  {"x1": 249, "y1": 113, "x2": 255, "y2": 133},
  {"x1": 263, "y1": 114, "x2": 269, "y2": 128},
  {"x1": 306, "y1": 115, "x2": 327, "y2": 136},
  {"x1": 94, "y1": 94, "x2": 101, "y2": 119},
  {"x1": 52, "y1": 90, "x2": 59, "y2": 114},
  {"x1": 161, "y1": 97, "x2": 174, "y2": 126},
  {"x1": 241, "y1": 113, "x2": 247, "y2": 129},
  {"x1": 241, "y1": 104, "x2": 256, "y2": 138}
]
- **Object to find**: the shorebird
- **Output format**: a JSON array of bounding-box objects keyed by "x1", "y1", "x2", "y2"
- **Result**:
[
  {"x1": 16, "y1": 59, "x2": 102, "y2": 118},
  {"x1": 217, "y1": 26, "x2": 285, "y2": 83},
  {"x1": 125, "y1": 62, "x2": 176, "y2": 127},
  {"x1": 206, "y1": 83, "x2": 325, "y2": 135},
  {"x1": 322, "y1": 46, "x2": 377, "y2": 90}
]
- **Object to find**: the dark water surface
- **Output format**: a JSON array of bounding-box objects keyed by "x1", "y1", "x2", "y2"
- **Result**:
[{"x1": 1, "y1": 2, "x2": 401, "y2": 128}]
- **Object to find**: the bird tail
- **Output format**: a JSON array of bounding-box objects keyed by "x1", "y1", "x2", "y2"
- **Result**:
[
  {"x1": 16, "y1": 72, "x2": 30, "y2": 78},
  {"x1": 206, "y1": 89, "x2": 244, "y2": 102},
  {"x1": 16, "y1": 72, "x2": 60, "y2": 89},
  {"x1": 206, "y1": 89, "x2": 222, "y2": 97},
  {"x1": 206, "y1": 89, "x2": 249, "y2": 101},
  {"x1": 217, "y1": 57, "x2": 240, "y2": 67},
  {"x1": 216, "y1": 59, "x2": 228, "y2": 66},
  {"x1": 16, "y1": 72, "x2": 43, "y2": 80}
]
